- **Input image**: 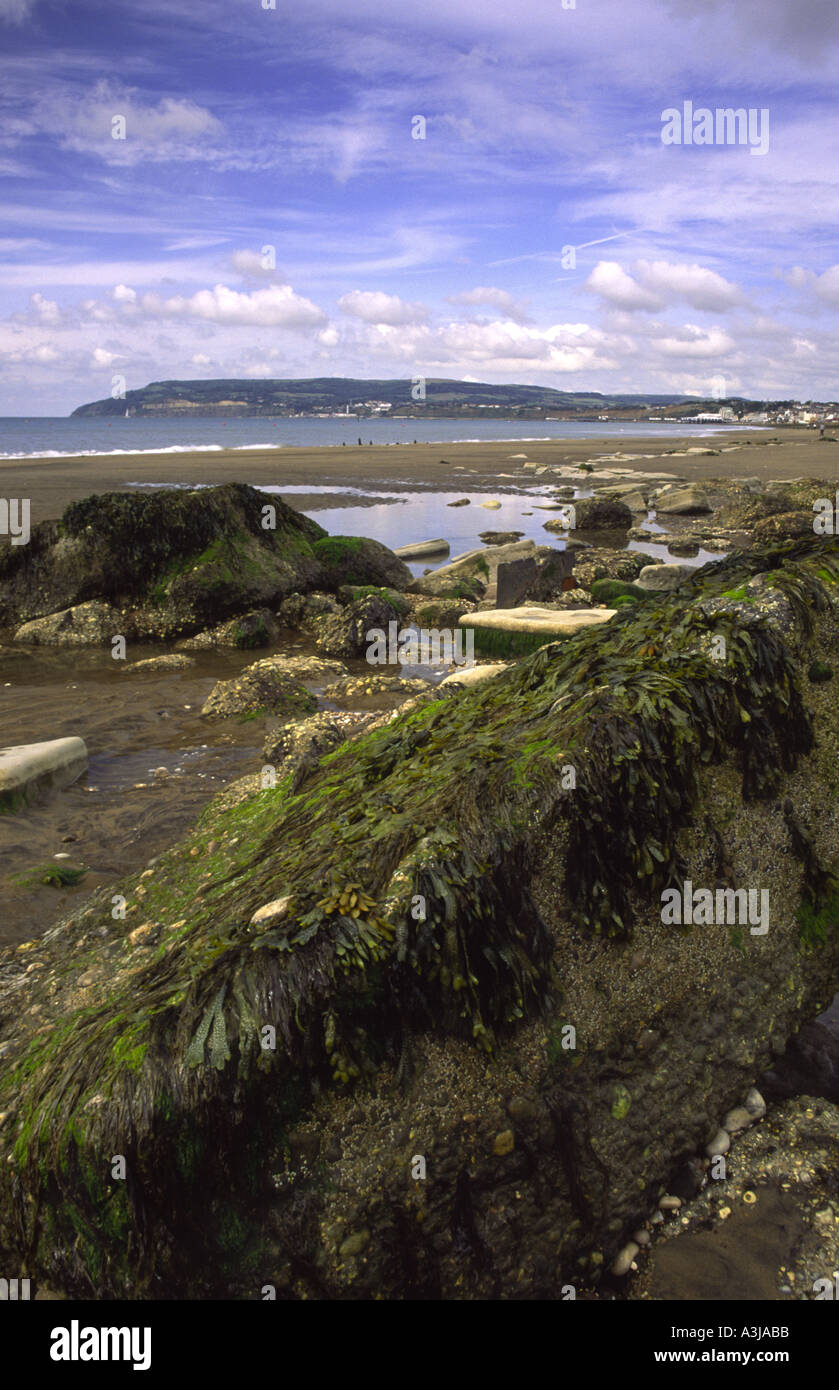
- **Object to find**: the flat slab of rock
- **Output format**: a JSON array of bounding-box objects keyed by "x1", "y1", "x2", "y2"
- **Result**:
[
  {"x1": 459, "y1": 607, "x2": 616, "y2": 636},
  {"x1": 0, "y1": 736, "x2": 87, "y2": 811},
  {"x1": 14, "y1": 601, "x2": 122, "y2": 647},
  {"x1": 439, "y1": 663, "x2": 509, "y2": 687},
  {"x1": 394, "y1": 539, "x2": 450, "y2": 560},
  {"x1": 127, "y1": 654, "x2": 196, "y2": 672}
]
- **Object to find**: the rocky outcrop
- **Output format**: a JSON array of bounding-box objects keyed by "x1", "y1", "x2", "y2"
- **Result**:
[
  {"x1": 0, "y1": 484, "x2": 327, "y2": 639},
  {"x1": 312, "y1": 536, "x2": 412, "y2": 592},
  {"x1": 14, "y1": 601, "x2": 125, "y2": 647},
  {"x1": 2, "y1": 536, "x2": 839, "y2": 1300},
  {"x1": 0, "y1": 736, "x2": 87, "y2": 813}
]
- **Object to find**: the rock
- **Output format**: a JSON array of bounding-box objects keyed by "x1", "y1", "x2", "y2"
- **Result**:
[
  {"x1": 493, "y1": 1130, "x2": 515, "y2": 1156},
  {"x1": 636, "y1": 563, "x2": 695, "y2": 591},
  {"x1": 655, "y1": 484, "x2": 713, "y2": 515},
  {"x1": 262, "y1": 711, "x2": 355, "y2": 771},
  {"x1": 705, "y1": 1129, "x2": 731, "y2": 1158},
  {"x1": 724, "y1": 1106, "x2": 755, "y2": 1134},
  {"x1": 276, "y1": 591, "x2": 340, "y2": 629},
  {"x1": 393, "y1": 540, "x2": 450, "y2": 560},
  {"x1": 310, "y1": 593, "x2": 405, "y2": 660},
  {"x1": 611, "y1": 1242, "x2": 639, "y2": 1276},
  {"x1": 175, "y1": 609, "x2": 280, "y2": 651},
  {"x1": 0, "y1": 483, "x2": 327, "y2": 638},
  {"x1": 447, "y1": 499, "x2": 470, "y2": 507},
  {"x1": 249, "y1": 897, "x2": 291, "y2": 929},
  {"x1": 459, "y1": 606, "x2": 616, "y2": 639},
  {"x1": 408, "y1": 541, "x2": 536, "y2": 599},
  {"x1": 339, "y1": 1230, "x2": 370, "y2": 1259},
  {"x1": 658, "y1": 1194, "x2": 682, "y2": 1211},
  {"x1": 560, "y1": 497, "x2": 632, "y2": 531},
  {"x1": 744, "y1": 1087, "x2": 766, "y2": 1118},
  {"x1": 321, "y1": 674, "x2": 428, "y2": 706},
  {"x1": 127, "y1": 653, "x2": 196, "y2": 672},
  {"x1": 14, "y1": 601, "x2": 124, "y2": 647},
  {"x1": 573, "y1": 549, "x2": 659, "y2": 588},
  {"x1": 479, "y1": 531, "x2": 525, "y2": 546},
  {"x1": 0, "y1": 737, "x2": 88, "y2": 813},
  {"x1": 312, "y1": 536, "x2": 412, "y2": 592},
  {"x1": 667, "y1": 539, "x2": 700, "y2": 558},
  {"x1": 201, "y1": 658, "x2": 318, "y2": 720},
  {"x1": 439, "y1": 664, "x2": 509, "y2": 688},
  {"x1": 259, "y1": 655, "x2": 348, "y2": 684},
  {"x1": 752, "y1": 511, "x2": 813, "y2": 542},
  {"x1": 481, "y1": 501, "x2": 503, "y2": 510}
]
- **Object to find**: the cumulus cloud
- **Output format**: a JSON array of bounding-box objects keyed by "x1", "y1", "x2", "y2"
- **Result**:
[
  {"x1": 230, "y1": 249, "x2": 282, "y2": 281},
  {"x1": 446, "y1": 286, "x2": 529, "y2": 322},
  {"x1": 112, "y1": 284, "x2": 137, "y2": 303},
  {"x1": 785, "y1": 265, "x2": 839, "y2": 305},
  {"x1": 338, "y1": 290, "x2": 428, "y2": 325},
  {"x1": 586, "y1": 259, "x2": 743, "y2": 313},
  {"x1": 140, "y1": 282, "x2": 327, "y2": 329},
  {"x1": 585, "y1": 262, "x2": 662, "y2": 311}
]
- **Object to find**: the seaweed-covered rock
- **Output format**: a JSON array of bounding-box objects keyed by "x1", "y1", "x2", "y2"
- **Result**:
[
  {"x1": 312, "y1": 536, "x2": 411, "y2": 592},
  {"x1": 201, "y1": 658, "x2": 318, "y2": 719},
  {"x1": 0, "y1": 484, "x2": 327, "y2": 638},
  {"x1": 752, "y1": 511, "x2": 814, "y2": 542},
  {"x1": 558, "y1": 497, "x2": 632, "y2": 531},
  {"x1": 3, "y1": 536, "x2": 839, "y2": 1300},
  {"x1": 573, "y1": 549, "x2": 660, "y2": 588},
  {"x1": 262, "y1": 711, "x2": 358, "y2": 772}
]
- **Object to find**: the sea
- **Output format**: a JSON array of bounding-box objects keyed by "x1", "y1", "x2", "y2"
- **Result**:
[{"x1": 0, "y1": 415, "x2": 758, "y2": 459}]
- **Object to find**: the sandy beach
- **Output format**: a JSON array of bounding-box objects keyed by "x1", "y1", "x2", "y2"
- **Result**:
[{"x1": 1, "y1": 428, "x2": 835, "y2": 519}]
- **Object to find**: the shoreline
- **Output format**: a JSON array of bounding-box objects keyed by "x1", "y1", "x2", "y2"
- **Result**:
[{"x1": 0, "y1": 429, "x2": 831, "y2": 521}]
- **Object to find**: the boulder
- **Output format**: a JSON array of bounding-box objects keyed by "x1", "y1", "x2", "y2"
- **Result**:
[
  {"x1": 409, "y1": 540, "x2": 536, "y2": 599},
  {"x1": 309, "y1": 592, "x2": 405, "y2": 660},
  {"x1": 313, "y1": 536, "x2": 412, "y2": 591},
  {"x1": 559, "y1": 497, "x2": 632, "y2": 531},
  {"x1": 637, "y1": 563, "x2": 695, "y2": 591},
  {"x1": 655, "y1": 484, "x2": 713, "y2": 516},
  {"x1": 752, "y1": 511, "x2": 814, "y2": 542},
  {"x1": 127, "y1": 654, "x2": 196, "y2": 672},
  {"x1": 201, "y1": 658, "x2": 318, "y2": 719},
  {"x1": 479, "y1": 531, "x2": 525, "y2": 546},
  {"x1": 0, "y1": 483, "x2": 327, "y2": 638},
  {"x1": 14, "y1": 600, "x2": 124, "y2": 647},
  {"x1": 0, "y1": 736, "x2": 87, "y2": 813},
  {"x1": 438, "y1": 663, "x2": 510, "y2": 688},
  {"x1": 262, "y1": 711, "x2": 354, "y2": 771}
]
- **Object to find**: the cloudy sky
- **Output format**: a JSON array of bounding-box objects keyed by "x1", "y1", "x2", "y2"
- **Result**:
[{"x1": 1, "y1": 0, "x2": 838, "y2": 413}]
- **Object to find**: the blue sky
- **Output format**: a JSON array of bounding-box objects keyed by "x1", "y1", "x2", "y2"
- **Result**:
[{"x1": 1, "y1": 0, "x2": 838, "y2": 413}]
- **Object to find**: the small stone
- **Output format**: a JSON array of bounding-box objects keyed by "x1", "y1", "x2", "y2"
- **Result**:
[
  {"x1": 743, "y1": 1190, "x2": 757, "y2": 1204},
  {"x1": 339, "y1": 1229, "x2": 370, "y2": 1259},
  {"x1": 718, "y1": 1206, "x2": 732, "y2": 1220},
  {"x1": 658, "y1": 1194, "x2": 682, "y2": 1212},
  {"x1": 706, "y1": 1128, "x2": 730, "y2": 1158},
  {"x1": 610, "y1": 1242, "x2": 639, "y2": 1276},
  {"x1": 493, "y1": 1129, "x2": 515, "y2": 1157},
  {"x1": 128, "y1": 923, "x2": 156, "y2": 946},
  {"x1": 744, "y1": 1087, "x2": 766, "y2": 1118},
  {"x1": 633, "y1": 1229, "x2": 651, "y2": 1247},
  {"x1": 724, "y1": 1107, "x2": 754, "y2": 1134},
  {"x1": 814, "y1": 1207, "x2": 834, "y2": 1227},
  {"x1": 249, "y1": 896, "x2": 291, "y2": 929}
]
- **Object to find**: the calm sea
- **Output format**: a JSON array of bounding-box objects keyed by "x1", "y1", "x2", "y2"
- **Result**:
[{"x1": 0, "y1": 415, "x2": 756, "y2": 460}]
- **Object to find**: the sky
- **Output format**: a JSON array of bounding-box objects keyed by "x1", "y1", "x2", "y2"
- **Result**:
[{"x1": 1, "y1": 0, "x2": 838, "y2": 414}]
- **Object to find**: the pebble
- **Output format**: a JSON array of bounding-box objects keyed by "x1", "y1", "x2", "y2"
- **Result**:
[
  {"x1": 724, "y1": 1106, "x2": 754, "y2": 1134},
  {"x1": 706, "y1": 1128, "x2": 730, "y2": 1157},
  {"x1": 249, "y1": 896, "x2": 291, "y2": 928},
  {"x1": 633, "y1": 1229, "x2": 651, "y2": 1246},
  {"x1": 610, "y1": 1242, "x2": 639, "y2": 1276},
  {"x1": 658, "y1": 1194, "x2": 682, "y2": 1212},
  {"x1": 493, "y1": 1129, "x2": 515, "y2": 1157},
  {"x1": 744, "y1": 1087, "x2": 766, "y2": 1118}
]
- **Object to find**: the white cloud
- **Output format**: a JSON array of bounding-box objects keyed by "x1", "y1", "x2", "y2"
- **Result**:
[
  {"x1": 0, "y1": 0, "x2": 34, "y2": 22},
  {"x1": 785, "y1": 265, "x2": 839, "y2": 306},
  {"x1": 141, "y1": 282, "x2": 327, "y2": 329},
  {"x1": 585, "y1": 262, "x2": 662, "y2": 311},
  {"x1": 632, "y1": 260, "x2": 743, "y2": 311},
  {"x1": 113, "y1": 284, "x2": 137, "y2": 303},
  {"x1": 40, "y1": 80, "x2": 224, "y2": 166},
  {"x1": 338, "y1": 289, "x2": 428, "y2": 325},
  {"x1": 446, "y1": 286, "x2": 529, "y2": 322}
]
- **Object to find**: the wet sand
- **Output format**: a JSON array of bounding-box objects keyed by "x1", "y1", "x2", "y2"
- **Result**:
[{"x1": 1, "y1": 429, "x2": 836, "y2": 521}]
